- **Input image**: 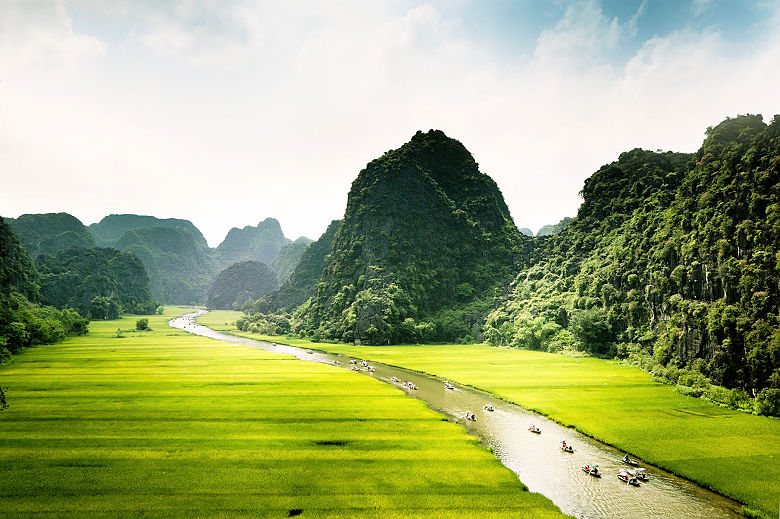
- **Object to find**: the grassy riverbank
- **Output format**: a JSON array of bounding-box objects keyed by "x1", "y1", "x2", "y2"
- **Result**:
[
  {"x1": 0, "y1": 307, "x2": 564, "y2": 518},
  {"x1": 202, "y1": 312, "x2": 780, "y2": 518}
]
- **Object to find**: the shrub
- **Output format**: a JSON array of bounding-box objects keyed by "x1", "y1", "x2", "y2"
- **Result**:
[{"x1": 136, "y1": 318, "x2": 150, "y2": 331}]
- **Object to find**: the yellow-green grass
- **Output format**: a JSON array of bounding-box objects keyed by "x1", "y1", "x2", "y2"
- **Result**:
[
  {"x1": 217, "y1": 323, "x2": 780, "y2": 518},
  {"x1": 0, "y1": 308, "x2": 564, "y2": 518}
]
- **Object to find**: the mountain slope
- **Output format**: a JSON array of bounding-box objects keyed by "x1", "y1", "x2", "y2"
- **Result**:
[
  {"x1": 6, "y1": 213, "x2": 95, "y2": 258},
  {"x1": 271, "y1": 237, "x2": 313, "y2": 286},
  {"x1": 37, "y1": 247, "x2": 157, "y2": 317},
  {"x1": 298, "y1": 130, "x2": 526, "y2": 343},
  {"x1": 207, "y1": 260, "x2": 277, "y2": 310},
  {"x1": 486, "y1": 114, "x2": 780, "y2": 400},
  {"x1": 89, "y1": 214, "x2": 209, "y2": 249},
  {"x1": 115, "y1": 227, "x2": 217, "y2": 304},
  {"x1": 215, "y1": 218, "x2": 291, "y2": 268}
]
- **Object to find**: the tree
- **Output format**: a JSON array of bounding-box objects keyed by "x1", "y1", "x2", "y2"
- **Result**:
[{"x1": 136, "y1": 318, "x2": 150, "y2": 331}]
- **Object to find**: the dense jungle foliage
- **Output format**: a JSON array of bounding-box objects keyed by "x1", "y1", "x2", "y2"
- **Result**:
[
  {"x1": 7, "y1": 213, "x2": 95, "y2": 257},
  {"x1": 0, "y1": 218, "x2": 88, "y2": 363},
  {"x1": 37, "y1": 247, "x2": 157, "y2": 317},
  {"x1": 484, "y1": 114, "x2": 780, "y2": 414},
  {"x1": 240, "y1": 130, "x2": 529, "y2": 344},
  {"x1": 207, "y1": 260, "x2": 277, "y2": 310}
]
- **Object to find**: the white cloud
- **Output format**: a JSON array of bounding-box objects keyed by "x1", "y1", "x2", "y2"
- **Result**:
[{"x1": 0, "y1": 1, "x2": 778, "y2": 244}]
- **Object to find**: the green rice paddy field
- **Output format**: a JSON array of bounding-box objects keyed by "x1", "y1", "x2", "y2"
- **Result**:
[
  {"x1": 202, "y1": 311, "x2": 780, "y2": 518},
  {"x1": 0, "y1": 308, "x2": 565, "y2": 518}
]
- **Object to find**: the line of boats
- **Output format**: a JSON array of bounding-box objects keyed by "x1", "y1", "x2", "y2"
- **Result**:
[
  {"x1": 528, "y1": 427, "x2": 650, "y2": 486},
  {"x1": 353, "y1": 359, "x2": 652, "y2": 488}
]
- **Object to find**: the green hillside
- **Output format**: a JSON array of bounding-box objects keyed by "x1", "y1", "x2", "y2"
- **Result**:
[
  {"x1": 6, "y1": 213, "x2": 95, "y2": 258},
  {"x1": 485, "y1": 114, "x2": 779, "y2": 408},
  {"x1": 207, "y1": 260, "x2": 277, "y2": 310}
]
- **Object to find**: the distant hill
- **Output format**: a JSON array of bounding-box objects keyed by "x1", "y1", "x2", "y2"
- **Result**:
[
  {"x1": 294, "y1": 130, "x2": 527, "y2": 344},
  {"x1": 518, "y1": 227, "x2": 534, "y2": 237},
  {"x1": 89, "y1": 214, "x2": 209, "y2": 249},
  {"x1": 37, "y1": 247, "x2": 157, "y2": 317},
  {"x1": 271, "y1": 237, "x2": 313, "y2": 286},
  {"x1": 536, "y1": 217, "x2": 572, "y2": 237},
  {"x1": 215, "y1": 218, "x2": 291, "y2": 268},
  {"x1": 258, "y1": 220, "x2": 342, "y2": 314},
  {"x1": 6, "y1": 213, "x2": 95, "y2": 258},
  {"x1": 116, "y1": 227, "x2": 217, "y2": 304},
  {"x1": 207, "y1": 260, "x2": 277, "y2": 310}
]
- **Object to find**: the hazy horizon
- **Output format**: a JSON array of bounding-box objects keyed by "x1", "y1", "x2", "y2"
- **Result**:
[{"x1": 1, "y1": 0, "x2": 779, "y2": 246}]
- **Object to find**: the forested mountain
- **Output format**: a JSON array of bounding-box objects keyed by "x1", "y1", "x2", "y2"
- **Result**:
[
  {"x1": 37, "y1": 247, "x2": 157, "y2": 317},
  {"x1": 248, "y1": 220, "x2": 342, "y2": 315},
  {"x1": 207, "y1": 261, "x2": 278, "y2": 310},
  {"x1": 285, "y1": 130, "x2": 526, "y2": 344},
  {"x1": 0, "y1": 218, "x2": 88, "y2": 362},
  {"x1": 518, "y1": 228, "x2": 534, "y2": 237},
  {"x1": 271, "y1": 237, "x2": 313, "y2": 285},
  {"x1": 485, "y1": 114, "x2": 779, "y2": 406},
  {"x1": 6, "y1": 213, "x2": 95, "y2": 258},
  {"x1": 536, "y1": 217, "x2": 572, "y2": 237},
  {"x1": 215, "y1": 218, "x2": 291, "y2": 268},
  {"x1": 115, "y1": 227, "x2": 217, "y2": 304},
  {"x1": 89, "y1": 214, "x2": 209, "y2": 249}
]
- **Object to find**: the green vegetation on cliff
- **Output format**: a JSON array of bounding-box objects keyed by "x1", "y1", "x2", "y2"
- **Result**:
[
  {"x1": 116, "y1": 227, "x2": 216, "y2": 304},
  {"x1": 207, "y1": 260, "x2": 277, "y2": 310},
  {"x1": 485, "y1": 114, "x2": 780, "y2": 410},
  {"x1": 6, "y1": 213, "x2": 95, "y2": 258},
  {"x1": 89, "y1": 214, "x2": 209, "y2": 249},
  {"x1": 37, "y1": 247, "x2": 157, "y2": 317},
  {"x1": 215, "y1": 217, "x2": 291, "y2": 268},
  {"x1": 0, "y1": 218, "x2": 88, "y2": 362},
  {"x1": 271, "y1": 237, "x2": 313, "y2": 285},
  {"x1": 292, "y1": 130, "x2": 526, "y2": 344}
]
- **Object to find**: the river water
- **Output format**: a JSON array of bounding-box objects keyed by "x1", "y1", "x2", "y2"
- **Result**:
[{"x1": 171, "y1": 311, "x2": 743, "y2": 519}]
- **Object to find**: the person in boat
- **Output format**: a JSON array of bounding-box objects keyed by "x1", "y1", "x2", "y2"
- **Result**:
[
  {"x1": 623, "y1": 454, "x2": 630, "y2": 463},
  {"x1": 562, "y1": 441, "x2": 567, "y2": 448}
]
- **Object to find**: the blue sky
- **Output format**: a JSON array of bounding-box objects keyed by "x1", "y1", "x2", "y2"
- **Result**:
[{"x1": 1, "y1": 0, "x2": 778, "y2": 244}]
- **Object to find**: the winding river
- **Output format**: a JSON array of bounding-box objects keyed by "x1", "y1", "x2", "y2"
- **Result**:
[{"x1": 171, "y1": 311, "x2": 743, "y2": 519}]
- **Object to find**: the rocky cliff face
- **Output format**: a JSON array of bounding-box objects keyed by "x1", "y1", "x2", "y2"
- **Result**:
[{"x1": 298, "y1": 130, "x2": 526, "y2": 344}]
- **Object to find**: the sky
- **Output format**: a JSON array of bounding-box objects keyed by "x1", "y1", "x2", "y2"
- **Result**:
[{"x1": 1, "y1": 0, "x2": 778, "y2": 246}]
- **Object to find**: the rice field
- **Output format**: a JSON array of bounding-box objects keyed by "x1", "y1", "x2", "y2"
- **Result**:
[
  {"x1": 205, "y1": 312, "x2": 780, "y2": 519},
  {"x1": 0, "y1": 308, "x2": 565, "y2": 518}
]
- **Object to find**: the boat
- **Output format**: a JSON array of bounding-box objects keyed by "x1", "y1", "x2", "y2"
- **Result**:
[
  {"x1": 582, "y1": 465, "x2": 601, "y2": 477},
  {"x1": 617, "y1": 469, "x2": 640, "y2": 486},
  {"x1": 306, "y1": 349, "x2": 313, "y2": 354},
  {"x1": 621, "y1": 455, "x2": 640, "y2": 467},
  {"x1": 464, "y1": 412, "x2": 476, "y2": 421},
  {"x1": 528, "y1": 425, "x2": 541, "y2": 434},
  {"x1": 391, "y1": 376, "x2": 399, "y2": 382},
  {"x1": 560, "y1": 441, "x2": 574, "y2": 453},
  {"x1": 445, "y1": 382, "x2": 455, "y2": 390},
  {"x1": 635, "y1": 468, "x2": 649, "y2": 481},
  {"x1": 483, "y1": 404, "x2": 494, "y2": 411}
]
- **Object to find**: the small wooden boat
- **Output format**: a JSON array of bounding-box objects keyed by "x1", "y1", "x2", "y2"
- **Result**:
[
  {"x1": 528, "y1": 425, "x2": 541, "y2": 434},
  {"x1": 618, "y1": 469, "x2": 640, "y2": 486},
  {"x1": 560, "y1": 442, "x2": 574, "y2": 453},
  {"x1": 635, "y1": 468, "x2": 649, "y2": 481},
  {"x1": 445, "y1": 382, "x2": 455, "y2": 390},
  {"x1": 483, "y1": 404, "x2": 494, "y2": 411},
  {"x1": 621, "y1": 456, "x2": 640, "y2": 467},
  {"x1": 582, "y1": 465, "x2": 601, "y2": 477}
]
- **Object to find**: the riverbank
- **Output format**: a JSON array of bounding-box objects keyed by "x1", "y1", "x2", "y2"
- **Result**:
[
  {"x1": 0, "y1": 307, "x2": 564, "y2": 518},
  {"x1": 200, "y1": 311, "x2": 780, "y2": 518}
]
